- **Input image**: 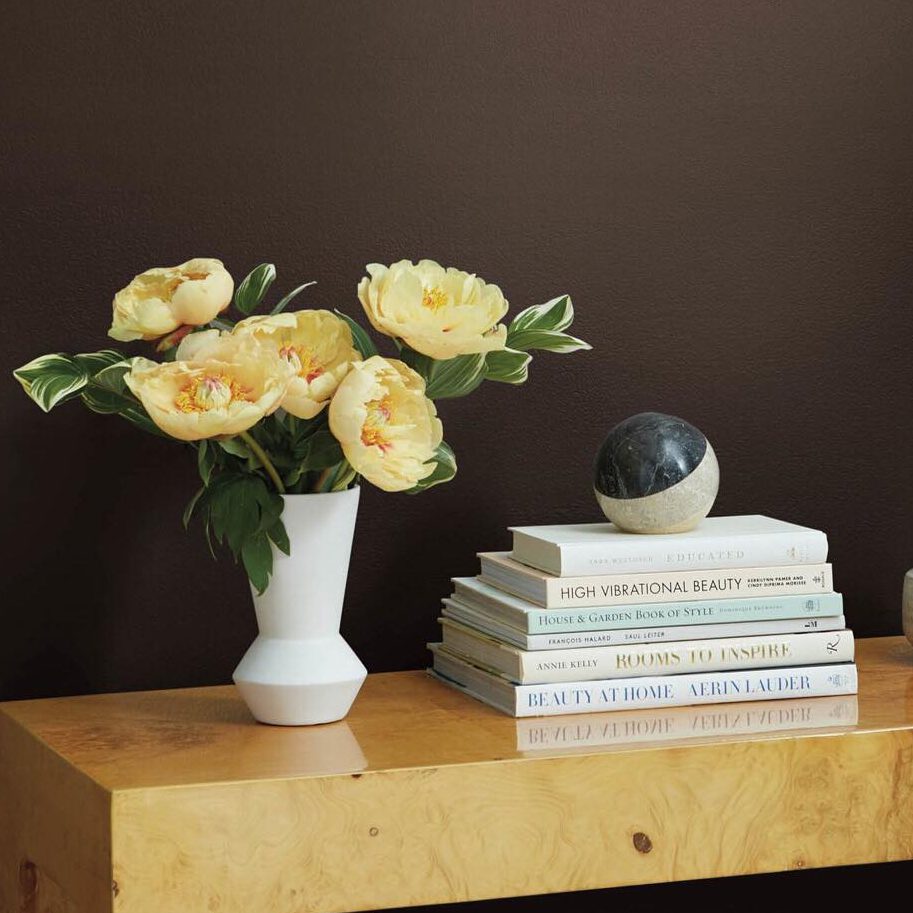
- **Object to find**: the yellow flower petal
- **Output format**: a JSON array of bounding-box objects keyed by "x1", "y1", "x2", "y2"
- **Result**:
[
  {"x1": 233, "y1": 310, "x2": 360, "y2": 420},
  {"x1": 358, "y1": 259, "x2": 509, "y2": 360},
  {"x1": 328, "y1": 356, "x2": 443, "y2": 492},
  {"x1": 125, "y1": 338, "x2": 294, "y2": 441},
  {"x1": 109, "y1": 258, "x2": 233, "y2": 342}
]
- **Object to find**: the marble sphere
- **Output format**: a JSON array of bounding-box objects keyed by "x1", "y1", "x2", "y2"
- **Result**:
[{"x1": 593, "y1": 412, "x2": 719, "y2": 534}]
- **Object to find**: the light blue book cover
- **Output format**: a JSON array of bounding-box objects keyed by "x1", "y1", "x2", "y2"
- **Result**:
[{"x1": 452, "y1": 578, "x2": 844, "y2": 634}]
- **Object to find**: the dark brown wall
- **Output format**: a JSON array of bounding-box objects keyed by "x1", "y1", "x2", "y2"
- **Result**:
[{"x1": 2, "y1": 0, "x2": 912, "y2": 904}]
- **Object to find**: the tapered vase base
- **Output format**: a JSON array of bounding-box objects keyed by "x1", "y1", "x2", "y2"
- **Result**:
[{"x1": 233, "y1": 635, "x2": 367, "y2": 726}]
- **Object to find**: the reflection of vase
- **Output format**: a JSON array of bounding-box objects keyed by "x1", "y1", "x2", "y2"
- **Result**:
[
  {"x1": 904, "y1": 569, "x2": 913, "y2": 648},
  {"x1": 233, "y1": 487, "x2": 367, "y2": 726},
  {"x1": 237, "y1": 721, "x2": 369, "y2": 776}
]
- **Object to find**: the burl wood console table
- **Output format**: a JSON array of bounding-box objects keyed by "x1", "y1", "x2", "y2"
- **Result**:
[{"x1": 2, "y1": 636, "x2": 912, "y2": 913}]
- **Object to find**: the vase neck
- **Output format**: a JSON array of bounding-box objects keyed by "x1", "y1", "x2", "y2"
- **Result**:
[{"x1": 252, "y1": 487, "x2": 361, "y2": 639}]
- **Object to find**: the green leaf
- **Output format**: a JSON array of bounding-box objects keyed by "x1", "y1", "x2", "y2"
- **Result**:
[
  {"x1": 183, "y1": 467, "x2": 287, "y2": 591},
  {"x1": 296, "y1": 426, "x2": 344, "y2": 470},
  {"x1": 426, "y1": 354, "x2": 488, "y2": 399},
  {"x1": 73, "y1": 350, "x2": 125, "y2": 376},
  {"x1": 234, "y1": 263, "x2": 277, "y2": 315},
  {"x1": 204, "y1": 471, "x2": 284, "y2": 550},
  {"x1": 81, "y1": 362, "x2": 165, "y2": 437},
  {"x1": 217, "y1": 437, "x2": 252, "y2": 460},
  {"x1": 217, "y1": 478, "x2": 263, "y2": 554},
  {"x1": 271, "y1": 280, "x2": 316, "y2": 315},
  {"x1": 183, "y1": 486, "x2": 205, "y2": 530},
  {"x1": 197, "y1": 440, "x2": 216, "y2": 486},
  {"x1": 266, "y1": 519, "x2": 291, "y2": 555},
  {"x1": 328, "y1": 461, "x2": 358, "y2": 492},
  {"x1": 255, "y1": 488, "x2": 284, "y2": 535},
  {"x1": 14, "y1": 355, "x2": 86, "y2": 412},
  {"x1": 334, "y1": 310, "x2": 378, "y2": 358},
  {"x1": 13, "y1": 349, "x2": 123, "y2": 412},
  {"x1": 509, "y1": 295, "x2": 575, "y2": 334},
  {"x1": 282, "y1": 465, "x2": 306, "y2": 489},
  {"x1": 242, "y1": 532, "x2": 273, "y2": 595},
  {"x1": 316, "y1": 459, "x2": 357, "y2": 493},
  {"x1": 506, "y1": 294, "x2": 590, "y2": 354},
  {"x1": 505, "y1": 328, "x2": 591, "y2": 354},
  {"x1": 401, "y1": 350, "x2": 487, "y2": 399},
  {"x1": 407, "y1": 442, "x2": 457, "y2": 493},
  {"x1": 485, "y1": 347, "x2": 532, "y2": 385},
  {"x1": 397, "y1": 346, "x2": 430, "y2": 375}
]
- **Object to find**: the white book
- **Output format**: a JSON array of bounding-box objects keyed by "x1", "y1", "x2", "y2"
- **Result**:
[
  {"x1": 441, "y1": 599, "x2": 848, "y2": 650},
  {"x1": 515, "y1": 695, "x2": 859, "y2": 751},
  {"x1": 430, "y1": 646, "x2": 858, "y2": 717},
  {"x1": 436, "y1": 620, "x2": 854, "y2": 684},
  {"x1": 478, "y1": 552, "x2": 833, "y2": 609},
  {"x1": 511, "y1": 514, "x2": 828, "y2": 577},
  {"x1": 452, "y1": 577, "x2": 844, "y2": 633}
]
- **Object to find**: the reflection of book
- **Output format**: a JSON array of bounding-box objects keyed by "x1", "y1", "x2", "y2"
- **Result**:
[
  {"x1": 478, "y1": 553, "x2": 834, "y2": 609},
  {"x1": 436, "y1": 619, "x2": 854, "y2": 684},
  {"x1": 515, "y1": 695, "x2": 859, "y2": 751},
  {"x1": 429, "y1": 645, "x2": 858, "y2": 718},
  {"x1": 511, "y1": 515, "x2": 828, "y2": 577},
  {"x1": 452, "y1": 577, "x2": 844, "y2": 633},
  {"x1": 442, "y1": 599, "x2": 848, "y2": 650}
]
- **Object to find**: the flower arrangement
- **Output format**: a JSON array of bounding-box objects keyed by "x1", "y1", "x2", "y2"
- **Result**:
[{"x1": 14, "y1": 258, "x2": 589, "y2": 592}]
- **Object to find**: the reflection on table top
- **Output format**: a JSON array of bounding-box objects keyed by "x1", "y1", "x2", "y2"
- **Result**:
[{"x1": 1, "y1": 635, "x2": 910, "y2": 791}]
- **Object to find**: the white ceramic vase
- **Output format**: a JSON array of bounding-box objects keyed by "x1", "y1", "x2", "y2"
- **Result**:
[{"x1": 233, "y1": 486, "x2": 367, "y2": 726}]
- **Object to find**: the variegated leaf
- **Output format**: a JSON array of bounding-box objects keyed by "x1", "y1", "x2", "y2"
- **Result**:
[
  {"x1": 335, "y1": 310, "x2": 378, "y2": 358},
  {"x1": 234, "y1": 263, "x2": 277, "y2": 315},
  {"x1": 407, "y1": 442, "x2": 457, "y2": 493},
  {"x1": 14, "y1": 349, "x2": 124, "y2": 412},
  {"x1": 421, "y1": 353, "x2": 487, "y2": 399},
  {"x1": 505, "y1": 328, "x2": 591, "y2": 354},
  {"x1": 485, "y1": 347, "x2": 532, "y2": 384},
  {"x1": 508, "y1": 295, "x2": 574, "y2": 334},
  {"x1": 271, "y1": 280, "x2": 316, "y2": 315},
  {"x1": 81, "y1": 360, "x2": 164, "y2": 436}
]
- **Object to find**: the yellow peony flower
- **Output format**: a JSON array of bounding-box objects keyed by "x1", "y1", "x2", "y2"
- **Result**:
[
  {"x1": 174, "y1": 328, "x2": 223, "y2": 362},
  {"x1": 125, "y1": 336, "x2": 294, "y2": 441},
  {"x1": 357, "y1": 259, "x2": 508, "y2": 360},
  {"x1": 329, "y1": 356, "x2": 443, "y2": 492},
  {"x1": 109, "y1": 258, "x2": 234, "y2": 342},
  {"x1": 233, "y1": 310, "x2": 361, "y2": 419}
]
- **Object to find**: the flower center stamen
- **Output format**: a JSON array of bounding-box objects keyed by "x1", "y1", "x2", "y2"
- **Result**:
[
  {"x1": 175, "y1": 373, "x2": 250, "y2": 413},
  {"x1": 421, "y1": 286, "x2": 448, "y2": 311},
  {"x1": 280, "y1": 344, "x2": 323, "y2": 383},
  {"x1": 361, "y1": 394, "x2": 394, "y2": 452}
]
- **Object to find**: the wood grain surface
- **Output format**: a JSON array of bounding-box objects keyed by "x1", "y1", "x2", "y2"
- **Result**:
[
  {"x1": 0, "y1": 712, "x2": 111, "y2": 913},
  {"x1": 1, "y1": 637, "x2": 911, "y2": 913}
]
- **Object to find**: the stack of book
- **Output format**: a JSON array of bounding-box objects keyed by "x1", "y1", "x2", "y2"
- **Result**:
[{"x1": 429, "y1": 515, "x2": 857, "y2": 717}]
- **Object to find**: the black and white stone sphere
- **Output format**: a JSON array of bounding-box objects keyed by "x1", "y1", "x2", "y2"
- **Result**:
[{"x1": 593, "y1": 412, "x2": 719, "y2": 534}]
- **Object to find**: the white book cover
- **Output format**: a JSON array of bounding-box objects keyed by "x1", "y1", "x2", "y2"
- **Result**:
[
  {"x1": 441, "y1": 599, "x2": 848, "y2": 650},
  {"x1": 515, "y1": 694, "x2": 859, "y2": 751},
  {"x1": 436, "y1": 620, "x2": 854, "y2": 684},
  {"x1": 430, "y1": 646, "x2": 858, "y2": 717},
  {"x1": 479, "y1": 552, "x2": 834, "y2": 609},
  {"x1": 510, "y1": 514, "x2": 828, "y2": 577}
]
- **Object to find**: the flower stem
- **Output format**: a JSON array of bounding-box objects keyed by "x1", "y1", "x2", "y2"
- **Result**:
[{"x1": 239, "y1": 431, "x2": 286, "y2": 493}]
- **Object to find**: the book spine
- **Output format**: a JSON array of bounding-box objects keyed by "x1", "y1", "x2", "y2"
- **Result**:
[
  {"x1": 541, "y1": 564, "x2": 833, "y2": 609},
  {"x1": 515, "y1": 630, "x2": 853, "y2": 684},
  {"x1": 554, "y1": 529, "x2": 828, "y2": 576},
  {"x1": 515, "y1": 614, "x2": 846, "y2": 649},
  {"x1": 512, "y1": 662, "x2": 857, "y2": 717},
  {"x1": 515, "y1": 695, "x2": 859, "y2": 750},
  {"x1": 524, "y1": 591, "x2": 843, "y2": 633}
]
